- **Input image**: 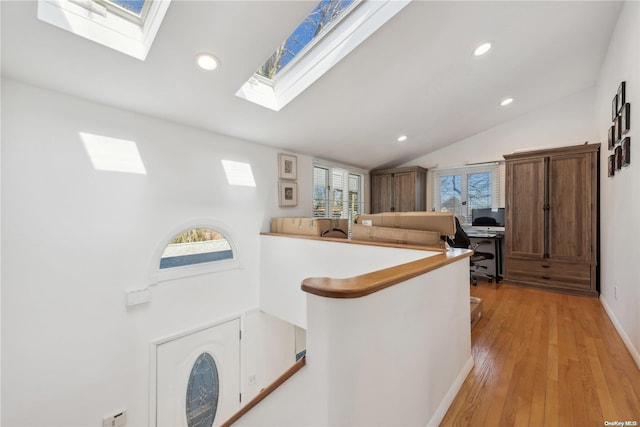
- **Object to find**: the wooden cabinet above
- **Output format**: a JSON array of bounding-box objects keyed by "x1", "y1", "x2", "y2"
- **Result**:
[{"x1": 370, "y1": 166, "x2": 427, "y2": 213}]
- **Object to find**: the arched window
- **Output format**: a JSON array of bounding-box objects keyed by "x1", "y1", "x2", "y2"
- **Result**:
[
  {"x1": 160, "y1": 228, "x2": 233, "y2": 269},
  {"x1": 151, "y1": 222, "x2": 238, "y2": 284}
]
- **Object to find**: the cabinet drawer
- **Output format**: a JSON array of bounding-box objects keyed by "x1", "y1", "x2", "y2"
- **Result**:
[
  {"x1": 507, "y1": 258, "x2": 590, "y2": 279},
  {"x1": 506, "y1": 258, "x2": 592, "y2": 290}
]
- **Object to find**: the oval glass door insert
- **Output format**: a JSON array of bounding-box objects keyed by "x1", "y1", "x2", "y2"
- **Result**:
[{"x1": 185, "y1": 352, "x2": 219, "y2": 427}]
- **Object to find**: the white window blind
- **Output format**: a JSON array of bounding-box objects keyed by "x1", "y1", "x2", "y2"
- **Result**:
[
  {"x1": 431, "y1": 163, "x2": 501, "y2": 225},
  {"x1": 313, "y1": 165, "x2": 364, "y2": 220}
]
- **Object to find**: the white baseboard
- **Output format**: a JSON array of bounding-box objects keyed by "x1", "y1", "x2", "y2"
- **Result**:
[
  {"x1": 426, "y1": 356, "x2": 474, "y2": 427},
  {"x1": 600, "y1": 295, "x2": 640, "y2": 371}
]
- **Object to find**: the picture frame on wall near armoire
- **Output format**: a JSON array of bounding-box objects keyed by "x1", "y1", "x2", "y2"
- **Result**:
[{"x1": 608, "y1": 81, "x2": 630, "y2": 177}]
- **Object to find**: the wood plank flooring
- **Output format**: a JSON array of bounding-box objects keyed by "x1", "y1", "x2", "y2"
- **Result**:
[{"x1": 440, "y1": 282, "x2": 640, "y2": 427}]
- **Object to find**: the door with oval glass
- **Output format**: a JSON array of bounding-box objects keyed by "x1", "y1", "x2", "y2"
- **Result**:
[{"x1": 156, "y1": 318, "x2": 240, "y2": 427}]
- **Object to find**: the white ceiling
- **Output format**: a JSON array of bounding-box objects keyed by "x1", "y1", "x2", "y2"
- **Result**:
[{"x1": 1, "y1": 0, "x2": 622, "y2": 170}]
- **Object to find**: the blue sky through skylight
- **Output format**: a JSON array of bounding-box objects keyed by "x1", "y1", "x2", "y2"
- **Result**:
[
  {"x1": 108, "y1": 0, "x2": 145, "y2": 15},
  {"x1": 257, "y1": 0, "x2": 356, "y2": 79}
]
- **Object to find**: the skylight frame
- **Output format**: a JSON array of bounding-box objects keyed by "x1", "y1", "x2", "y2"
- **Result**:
[
  {"x1": 37, "y1": 0, "x2": 171, "y2": 61},
  {"x1": 236, "y1": 0, "x2": 411, "y2": 111}
]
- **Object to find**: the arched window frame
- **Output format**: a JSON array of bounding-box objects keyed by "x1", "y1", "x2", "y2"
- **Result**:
[{"x1": 150, "y1": 219, "x2": 240, "y2": 285}]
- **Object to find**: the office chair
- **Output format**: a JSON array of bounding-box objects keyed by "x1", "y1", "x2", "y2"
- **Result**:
[{"x1": 447, "y1": 217, "x2": 494, "y2": 286}]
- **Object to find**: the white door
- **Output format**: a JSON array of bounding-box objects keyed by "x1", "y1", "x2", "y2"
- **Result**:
[{"x1": 156, "y1": 318, "x2": 241, "y2": 427}]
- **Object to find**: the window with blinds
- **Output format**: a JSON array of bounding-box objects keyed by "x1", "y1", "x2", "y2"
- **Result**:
[
  {"x1": 313, "y1": 165, "x2": 363, "y2": 219},
  {"x1": 431, "y1": 163, "x2": 501, "y2": 225}
]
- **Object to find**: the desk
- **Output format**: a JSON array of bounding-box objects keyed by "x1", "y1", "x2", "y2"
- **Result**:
[{"x1": 466, "y1": 232, "x2": 503, "y2": 283}]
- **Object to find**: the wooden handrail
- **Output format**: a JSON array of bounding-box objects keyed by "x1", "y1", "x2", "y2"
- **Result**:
[
  {"x1": 261, "y1": 232, "x2": 471, "y2": 299},
  {"x1": 220, "y1": 356, "x2": 307, "y2": 427},
  {"x1": 302, "y1": 248, "x2": 472, "y2": 298}
]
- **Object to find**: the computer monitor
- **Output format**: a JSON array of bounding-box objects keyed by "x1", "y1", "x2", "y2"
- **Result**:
[{"x1": 472, "y1": 208, "x2": 505, "y2": 227}]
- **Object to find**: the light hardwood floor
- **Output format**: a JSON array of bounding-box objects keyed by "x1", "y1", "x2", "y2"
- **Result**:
[{"x1": 441, "y1": 282, "x2": 640, "y2": 427}]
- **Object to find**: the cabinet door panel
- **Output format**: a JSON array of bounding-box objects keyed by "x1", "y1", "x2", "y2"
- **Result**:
[
  {"x1": 393, "y1": 171, "x2": 417, "y2": 212},
  {"x1": 506, "y1": 158, "x2": 545, "y2": 258},
  {"x1": 548, "y1": 154, "x2": 591, "y2": 262},
  {"x1": 371, "y1": 174, "x2": 394, "y2": 213}
]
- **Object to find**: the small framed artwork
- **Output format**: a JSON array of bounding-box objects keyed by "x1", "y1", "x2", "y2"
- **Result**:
[
  {"x1": 615, "y1": 115, "x2": 622, "y2": 144},
  {"x1": 612, "y1": 94, "x2": 618, "y2": 121},
  {"x1": 621, "y1": 137, "x2": 630, "y2": 167},
  {"x1": 615, "y1": 145, "x2": 622, "y2": 170},
  {"x1": 617, "y1": 81, "x2": 626, "y2": 115},
  {"x1": 278, "y1": 153, "x2": 297, "y2": 180},
  {"x1": 622, "y1": 103, "x2": 631, "y2": 135},
  {"x1": 608, "y1": 155, "x2": 615, "y2": 177},
  {"x1": 279, "y1": 180, "x2": 298, "y2": 207},
  {"x1": 608, "y1": 125, "x2": 614, "y2": 150}
]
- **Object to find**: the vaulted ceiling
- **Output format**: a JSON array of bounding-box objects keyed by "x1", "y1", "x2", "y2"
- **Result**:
[{"x1": 1, "y1": 1, "x2": 623, "y2": 170}]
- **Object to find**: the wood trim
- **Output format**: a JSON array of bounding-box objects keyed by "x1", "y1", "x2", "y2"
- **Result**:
[
  {"x1": 503, "y1": 142, "x2": 600, "y2": 161},
  {"x1": 370, "y1": 165, "x2": 428, "y2": 176},
  {"x1": 220, "y1": 356, "x2": 307, "y2": 427},
  {"x1": 260, "y1": 232, "x2": 446, "y2": 253},
  {"x1": 301, "y1": 248, "x2": 472, "y2": 299}
]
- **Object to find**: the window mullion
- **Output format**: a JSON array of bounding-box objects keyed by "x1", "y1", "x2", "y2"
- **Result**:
[{"x1": 461, "y1": 173, "x2": 470, "y2": 222}]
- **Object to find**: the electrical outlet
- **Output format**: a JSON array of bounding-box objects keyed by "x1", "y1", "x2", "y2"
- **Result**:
[{"x1": 248, "y1": 374, "x2": 256, "y2": 385}]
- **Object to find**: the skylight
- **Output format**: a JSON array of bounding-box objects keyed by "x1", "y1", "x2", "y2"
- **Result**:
[
  {"x1": 37, "y1": 0, "x2": 171, "y2": 60},
  {"x1": 256, "y1": 0, "x2": 358, "y2": 80},
  {"x1": 237, "y1": 0, "x2": 410, "y2": 111}
]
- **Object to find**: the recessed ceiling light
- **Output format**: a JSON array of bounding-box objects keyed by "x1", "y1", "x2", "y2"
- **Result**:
[
  {"x1": 196, "y1": 53, "x2": 220, "y2": 71},
  {"x1": 500, "y1": 98, "x2": 514, "y2": 107},
  {"x1": 397, "y1": 135, "x2": 408, "y2": 142},
  {"x1": 473, "y1": 42, "x2": 492, "y2": 56}
]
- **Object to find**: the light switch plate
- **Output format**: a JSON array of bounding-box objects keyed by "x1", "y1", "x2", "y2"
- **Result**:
[
  {"x1": 103, "y1": 409, "x2": 126, "y2": 427},
  {"x1": 126, "y1": 289, "x2": 151, "y2": 307}
]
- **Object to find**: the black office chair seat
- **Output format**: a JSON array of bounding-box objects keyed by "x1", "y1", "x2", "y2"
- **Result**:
[
  {"x1": 447, "y1": 217, "x2": 494, "y2": 285},
  {"x1": 469, "y1": 247, "x2": 494, "y2": 285}
]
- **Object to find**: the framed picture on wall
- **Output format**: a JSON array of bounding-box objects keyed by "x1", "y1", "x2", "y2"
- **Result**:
[
  {"x1": 615, "y1": 115, "x2": 622, "y2": 144},
  {"x1": 615, "y1": 145, "x2": 622, "y2": 170},
  {"x1": 617, "y1": 81, "x2": 626, "y2": 115},
  {"x1": 622, "y1": 103, "x2": 631, "y2": 135},
  {"x1": 608, "y1": 154, "x2": 615, "y2": 177},
  {"x1": 278, "y1": 153, "x2": 297, "y2": 180},
  {"x1": 612, "y1": 94, "x2": 618, "y2": 121},
  {"x1": 279, "y1": 180, "x2": 298, "y2": 207},
  {"x1": 608, "y1": 125, "x2": 614, "y2": 150},
  {"x1": 622, "y1": 137, "x2": 631, "y2": 167}
]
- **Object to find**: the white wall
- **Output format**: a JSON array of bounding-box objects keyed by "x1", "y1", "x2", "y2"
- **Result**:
[
  {"x1": 236, "y1": 256, "x2": 473, "y2": 427},
  {"x1": 405, "y1": 88, "x2": 598, "y2": 210},
  {"x1": 407, "y1": 88, "x2": 598, "y2": 170},
  {"x1": 260, "y1": 234, "x2": 440, "y2": 328},
  {"x1": 242, "y1": 310, "x2": 296, "y2": 401},
  {"x1": 0, "y1": 79, "x2": 307, "y2": 427},
  {"x1": 595, "y1": 0, "x2": 640, "y2": 368}
]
